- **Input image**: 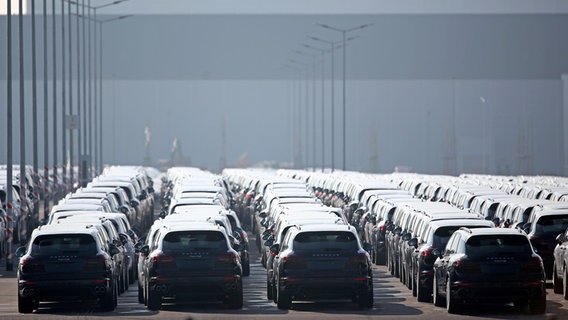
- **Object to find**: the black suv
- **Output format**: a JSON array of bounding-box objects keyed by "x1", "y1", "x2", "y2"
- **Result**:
[
  {"x1": 432, "y1": 227, "x2": 546, "y2": 314},
  {"x1": 139, "y1": 222, "x2": 243, "y2": 310},
  {"x1": 16, "y1": 224, "x2": 120, "y2": 313},
  {"x1": 271, "y1": 224, "x2": 373, "y2": 309}
]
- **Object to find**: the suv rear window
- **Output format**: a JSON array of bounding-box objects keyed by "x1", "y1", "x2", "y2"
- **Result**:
[
  {"x1": 31, "y1": 234, "x2": 97, "y2": 257},
  {"x1": 162, "y1": 231, "x2": 228, "y2": 252},
  {"x1": 535, "y1": 215, "x2": 568, "y2": 235},
  {"x1": 466, "y1": 235, "x2": 531, "y2": 256},
  {"x1": 293, "y1": 231, "x2": 357, "y2": 251}
]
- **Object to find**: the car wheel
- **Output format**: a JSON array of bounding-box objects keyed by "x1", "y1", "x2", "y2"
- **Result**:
[
  {"x1": 227, "y1": 280, "x2": 243, "y2": 309},
  {"x1": 100, "y1": 286, "x2": 116, "y2": 311},
  {"x1": 242, "y1": 257, "x2": 250, "y2": 277},
  {"x1": 563, "y1": 266, "x2": 568, "y2": 300},
  {"x1": 18, "y1": 295, "x2": 35, "y2": 314},
  {"x1": 446, "y1": 277, "x2": 461, "y2": 314},
  {"x1": 276, "y1": 285, "x2": 292, "y2": 310},
  {"x1": 433, "y1": 273, "x2": 444, "y2": 307},
  {"x1": 553, "y1": 264, "x2": 562, "y2": 294},
  {"x1": 416, "y1": 269, "x2": 430, "y2": 302},
  {"x1": 267, "y1": 280, "x2": 273, "y2": 300},
  {"x1": 138, "y1": 282, "x2": 144, "y2": 304},
  {"x1": 129, "y1": 267, "x2": 136, "y2": 285},
  {"x1": 147, "y1": 290, "x2": 161, "y2": 311},
  {"x1": 357, "y1": 291, "x2": 374, "y2": 309},
  {"x1": 529, "y1": 294, "x2": 546, "y2": 314},
  {"x1": 376, "y1": 249, "x2": 386, "y2": 265}
]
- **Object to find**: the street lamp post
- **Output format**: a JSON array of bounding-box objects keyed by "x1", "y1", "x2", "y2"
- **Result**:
[
  {"x1": 293, "y1": 50, "x2": 317, "y2": 172},
  {"x1": 307, "y1": 36, "x2": 347, "y2": 172},
  {"x1": 318, "y1": 23, "x2": 372, "y2": 171},
  {"x1": 5, "y1": 0, "x2": 14, "y2": 271},
  {"x1": 289, "y1": 58, "x2": 311, "y2": 169},
  {"x1": 301, "y1": 43, "x2": 326, "y2": 172}
]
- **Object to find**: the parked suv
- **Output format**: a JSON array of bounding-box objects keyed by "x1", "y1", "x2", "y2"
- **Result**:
[
  {"x1": 139, "y1": 223, "x2": 243, "y2": 310},
  {"x1": 432, "y1": 227, "x2": 546, "y2": 314},
  {"x1": 271, "y1": 224, "x2": 373, "y2": 309},
  {"x1": 16, "y1": 224, "x2": 120, "y2": 313}
]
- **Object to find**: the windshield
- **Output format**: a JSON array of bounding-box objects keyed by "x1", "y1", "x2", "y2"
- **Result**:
[{"x1": 31, "y1": 234, "x2": 97, "y2": 257}]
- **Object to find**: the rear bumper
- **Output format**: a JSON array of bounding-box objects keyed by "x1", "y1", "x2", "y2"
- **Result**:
[
  {"x1": 450, "y1": 280, "x2": 546, "y2": 302},
  {"x1": 18, "y1": 278, "x2": 112, "y2": 301},
  {"x1": 278, "y1": 276, "x2": 372, "y2": 300},
  {"x1": 149, "y1": 275, "x2": 241, "y2": 298}
]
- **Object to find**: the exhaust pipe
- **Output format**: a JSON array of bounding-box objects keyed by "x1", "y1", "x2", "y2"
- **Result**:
[{"x1": 23, "y1": 288, "x2": 36, "y2": 297}]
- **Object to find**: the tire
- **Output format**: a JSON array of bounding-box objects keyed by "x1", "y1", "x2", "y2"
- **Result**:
[
  {"x1": 129, "y1": 267, "x2": 136, "y2": 285},
  {"x1": 18, "y1": 295, "x2": 35, "y2": 314},
  {"x1": 147, "y1": 290, "x2": 161, "y2": 311},
  {"x1": 529, "y1": 295, "x2": 546, "y2": 314},
  {"x1": 564, "y1": 266, "x2": 568, "y2": 300},
  {"x1": 433, "y1": 273, "x2": 444, "y2": 307},
  {"x1": 553, "y1": 264, "x2": 562, "y2": 294},
  {"x1": 267, "y1": 280, "x2": 274, "y2": 300},
  {"x1": 357, "y1": 292, "x2": 374, "y2": 309},
  {"x1": 227, "y1": 281, "x2": 243, "y2": 309},
  {"x1": 276, "y1": 285, "x2": 292, "y2": 310},
  {"x1": 138, "y1": 282, "x2": 144, "y2": 304},
  {"x1": 242, "y1": 258, "x2": 250, "y2": 277},
  {"x1": 100, "y1": 287, "x2": 116, "y2": 311},
  {"x1": 416, "y1": 270, "x2": 430, "y2": 302},
  {"x1": 376, "y1": 249, "x2": 386, "y2": 265},
  {"x1": 446, "y1": 277, "x2": 461, "y2": 314}
]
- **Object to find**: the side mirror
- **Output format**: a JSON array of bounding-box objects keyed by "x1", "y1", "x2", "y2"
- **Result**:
[
  {"x1": 492, "y1": 217, "x2": 500, "y2": 226},
  {"x1": 113, "y1": 239, "x2": 123, "y2": 247},
  {"x1": 394, "y1": 227, "x2": 402, "y2": 235},
  {"x1": 159, "y1": 210, "x2": 166, "y2": 219},
  {"x1": 362, "y1": 242, "x2": 373, "y2": 252},
  {"x1": 109, "y1": 244, "x2": 120, "y2": 256},
  {"x1": 370, "y1": 216, "x2": 377, "y2": 225},
  {"x1": 130, "y1": 199, "x2": 139, "y2": 208},
  {"x1": 432, "y1": 248, "x2": 442, "y2": 257},
  {"x1": 264, "y1": 239, "x2": 274, "y2": 247},
  {"x1": 401, "y1": 233, "x2": 411, "y2": 241},
  {"x1": 523, "y1": 223, "x2": 532, "y2": 234},
  {"x1": 134, "y1": 241, "x2": 144, "y2": 253},
  {"x1": 120, "y1": 206, "x2": 128, "y2": 214},
  {"x1": 269, "y1": 243, "x2": 280, "y2": 255},
  {"x1": 386, "y1": 223, "x2": 394, "y2": 232},
  {"x1": 140, "y1": 245, "x2": 150, "y2": 256},
  {"x1": 259, "y1": 211, "x2": 267, "y2": 219},
  {"x1": 119, "y1": 233, "x2": 129, "y2": 245},
  {"x1": 15, "y1": 246, "x2": 27, "y2": 258},
  {"x1": 408, "y1": 238, "x2": 418, "y2": 248}
]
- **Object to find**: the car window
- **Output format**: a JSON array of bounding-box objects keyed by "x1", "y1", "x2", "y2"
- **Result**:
[
  {"x1": 293, "y1": 231, "x2": 357, "y2": 252},
  {"x1": 466, "y1": 235, "x2": 532, "y2": 257},
  {"x1": 535, "y1": 215, "x2": 568, "y2": 235},
  {"x1": 31, "y1": 234, "x2": 97, "y2": 257},
  {"x1": 162, "y1": 231, "x2": 227, "y2": 252}
]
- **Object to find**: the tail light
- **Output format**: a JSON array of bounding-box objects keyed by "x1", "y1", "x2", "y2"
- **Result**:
[
  {"x1": 20, "y1": 256, "x2": 45, "y2": 273},
  {"x1": 452, "y1": 257, "x2": 480, "y2": 273},
  {"x1": 378, "y1": 224, "x2": 386, "y2": 231},
  {"x1": 282, "y1": 254, "x2": 306, "y2": 269},
  {"x1": 85, "y1": 254, "x2": 108, "y2": 271},
  {"x1": 521, "y1": 255, "x2": 544, "y2": 273},
  {"x1": 346, "y1": 252, "x2": 369, "y2": 269},
  {"x1": 215, "y1": 251, "x2": 239, "y2": 268},
  {"x1": 151, "y1": 252, "x2": 177, "y2": 269}
]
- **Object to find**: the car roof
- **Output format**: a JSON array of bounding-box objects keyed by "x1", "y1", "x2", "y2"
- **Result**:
[
  {"x1": 429, "y1": 219, "x2": 495, "y2": 229},
  {"x1": 459, "y1": 227, "x2": 527, "y2": 237}
]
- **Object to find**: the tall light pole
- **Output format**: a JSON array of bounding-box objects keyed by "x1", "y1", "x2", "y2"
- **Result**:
[
  {"x1": 5, "y1": 0, "x2": 14, "y2": 271},
  {"x1": 480, "y1": 96, "x2": 487, "y2": 173},
  {"x1": 301, "y1": 43, "x2": 326, "y2": 172},
  {"x1": 318, "y1": 23, "x2": 372, "y2": 171},
  {"x1": 293, "y1": 50, "x2": 317, "y2": 172},
  {"x1": 289, "y1": 58, "x2": 311, "y2": 169},
  {"x1": 307, "y1": 36, "x2": 353, "y2": 172}
]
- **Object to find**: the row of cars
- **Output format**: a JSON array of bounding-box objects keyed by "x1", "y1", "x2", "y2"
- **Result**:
[
  {"x1": 224, "y1": 169, "x2": 374, "y2": 310},
  {"x1": 15, "y1": 166, "x2": 156, "y2": 313},
  {"x1": 137, "y1": 167, "x2": 247, "y2": 310},
  {"x1": 279, "y1": 170, "x2": 550, "y2": 314}
]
